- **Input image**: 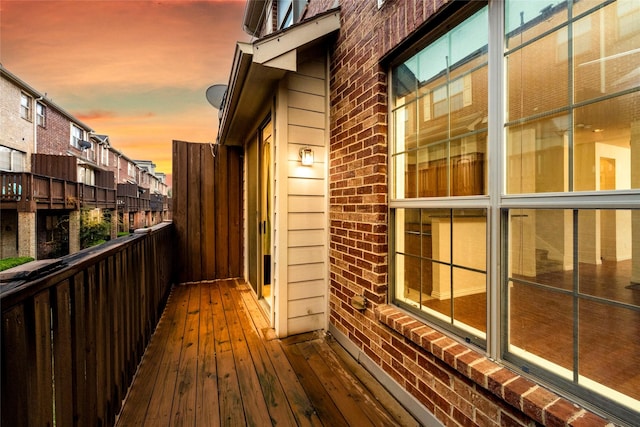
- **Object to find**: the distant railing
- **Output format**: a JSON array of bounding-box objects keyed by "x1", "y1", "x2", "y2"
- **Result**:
[
  {"x1": 117, "y1": 183, "x2": 153, "y2": 212},
  {"x1": 80, "y1": 182, "x2": 117, "y2": 208},
  {"x1": 1, "y1": 221, "x2": 174, "y2": 427},
  {"x1": 0, "y1": 172, "x2": 28, "y2": 201},
  {"x1": 150, "y1": 193, "x2": 164, "y2": 212},
  {"x1": 0, "y1": 172, "x2": 116, "y2": 210}
]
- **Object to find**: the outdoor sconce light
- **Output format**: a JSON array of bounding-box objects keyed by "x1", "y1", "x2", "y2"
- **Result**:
[{"x1": 299, "y1": 147, "x2": 314, "y2": 166}]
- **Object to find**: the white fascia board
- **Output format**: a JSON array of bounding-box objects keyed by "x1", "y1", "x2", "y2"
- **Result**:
[{"x1": 252, "y1": 11, "x2": 340, "y2": 67}]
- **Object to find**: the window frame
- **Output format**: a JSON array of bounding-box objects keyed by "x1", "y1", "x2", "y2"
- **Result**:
[
  {"x1": 388, "y1": 1, "x2": 640, "y2": 423},
  {"x1": 70, "y1": 124, "x2": 84, "y2": 149},
  {"x1": 0, "y1": 146, "x2": 27, "y2": 172},
  {"x1": 36, "y1": 102, "x2": 46, "y2": 127},
  {"x1": 389, "y1": 2, "x2": 491, "y2": 348},
  {"x1": 20, "y1": 92, "x2": 32, "y2": 121}
]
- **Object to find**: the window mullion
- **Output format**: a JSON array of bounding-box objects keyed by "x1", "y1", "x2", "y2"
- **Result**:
[{"x1": 487, "y1": 0, "x2": 504, "y2": 360}]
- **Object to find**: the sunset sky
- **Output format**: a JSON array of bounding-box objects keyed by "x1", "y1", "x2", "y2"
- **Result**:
[{"x1": 1, "y1": 0, "x2": 251, "y2": 178}]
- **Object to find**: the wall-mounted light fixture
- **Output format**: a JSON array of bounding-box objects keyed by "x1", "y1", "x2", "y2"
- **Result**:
[{"x1": 299, "y1": 147, "x2": 314, "y2": 166}]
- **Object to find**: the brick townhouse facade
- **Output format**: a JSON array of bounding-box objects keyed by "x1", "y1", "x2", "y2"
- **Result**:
[
  {"x1": 216, "y1": 0, "x2": 639, "y2": 426},
  {"x1": 1, "y1": 65, "x2": 170, "y2": 259}
]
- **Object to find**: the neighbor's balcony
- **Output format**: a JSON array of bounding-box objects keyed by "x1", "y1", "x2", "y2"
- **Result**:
[
  {"x1": 117, "y1": 182, "x2": 151, "y2": 212},
  {"x1": 0, "y1": 171, "x2": 116, "y2": 211}
]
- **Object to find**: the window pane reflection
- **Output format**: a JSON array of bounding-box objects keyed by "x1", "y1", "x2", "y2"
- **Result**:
[
  {"x1": 394, "y1": 208, "x2": 486, "y2": 337},
  {"x1": 506, "y1": 114, "x2": 570, "y2": 194},
  {"x1": 392, "y1": 7, "x2": 487, "y2": 199},
  {"x1": 507, "y1": 207, "x2": 640, "y2": 404}
]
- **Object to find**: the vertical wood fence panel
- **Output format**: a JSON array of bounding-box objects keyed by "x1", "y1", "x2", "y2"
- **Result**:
[
  {"x1": 1, "y1": 222, "x2": 173, "y2": 427},
  {"x1": 172, "y1": 140, "x2": 243, "y2": 282}
]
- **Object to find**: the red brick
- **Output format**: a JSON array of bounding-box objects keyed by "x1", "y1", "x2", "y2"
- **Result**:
[
  {"x1": 417, "y1": 353, "x2": 452, "y2": 386},
  {"x1": 469, "y1": 358, "x2": 502, "y2": 388},
  {"x1": 545, "y1": 399, "x2": 582, "y2": 427},
  {"x1": 488, "y1": 368, "x2": 519, "y2": 398},
  {"x1": 522, "y1": 386, "x2": 557, "y2": 423},
  {"x1": 418, "y1": 379, "x2": 452, "y2": 414},
  {"x1": 391, "y1": 336, "x2": 417, "y2": 360},
  {"x1": 442, "y1": 343, "x2": 471, "y2": 370},
  {"x1": 503, "y1": 377, "x2": 536, "y2": 410},
  {"x1": 568, "y1": 411, "x2": 612, "y2": 427}
]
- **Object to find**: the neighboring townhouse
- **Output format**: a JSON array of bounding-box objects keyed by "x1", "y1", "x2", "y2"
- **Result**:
[
  {"x1": 0, "y1": 65, "x2": 170, "y2": 259},
  {"x1": 135, "y1": 160, "x2": 170, "y2": 224},
  {"x1": 213, "y1": 0, "x2": 639, "y2": 426}
]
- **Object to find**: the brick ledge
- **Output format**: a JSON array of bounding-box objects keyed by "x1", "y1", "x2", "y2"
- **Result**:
[{"x1": 375, "y1": 304, "x2": 615, "y2": 427}]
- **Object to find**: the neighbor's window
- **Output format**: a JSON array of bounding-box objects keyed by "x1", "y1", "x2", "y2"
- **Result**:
[
  {"x1": 36, "y1": 102, "x2": 46, "y2": 127},
  {"x1": 20, "y1": 93, "x2": 32, "y2": 121},
  {"x1": 101, "y1": 146, "x2": 110, "y2": 166},
  {"x1": 391, "y1": 5, "x2": 488, "y2": 344},
  {"x1": 277, "y1": 0, "x2": 306, "y2": 30},
  {"x1": 0, "y1": 146, "x2": 26, "y2": 172},
  {"x1": 71, "y1": 124, "x2": 84, "y2": 149}
]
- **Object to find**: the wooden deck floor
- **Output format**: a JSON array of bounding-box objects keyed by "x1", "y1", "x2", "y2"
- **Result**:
[{"x1": 115, "y1": 279, "x2": 420, "y2": 426}]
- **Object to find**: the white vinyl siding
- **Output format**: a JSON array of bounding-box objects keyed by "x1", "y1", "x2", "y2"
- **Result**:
[{"x1": 274, "y1": 56, "x2": 328, "y2": 336}]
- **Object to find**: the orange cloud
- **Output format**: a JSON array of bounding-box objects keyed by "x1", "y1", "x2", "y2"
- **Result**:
[
  {"x1": 1, "y1": 0, "x2": 250, "y2": 176},
  {"x1": 74, "y1": 110, "x2": 118, "y2": 121}
]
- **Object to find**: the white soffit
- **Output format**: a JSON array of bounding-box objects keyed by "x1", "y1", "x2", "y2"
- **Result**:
[{"x1": 262, "y1": 50, "x2": 298, "y2": 72}]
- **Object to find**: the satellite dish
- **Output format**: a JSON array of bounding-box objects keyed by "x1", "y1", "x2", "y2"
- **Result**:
[
  {"x1": 78, "y1": 140, "x2": 92, "y2": 150},
  {"x1": 206, "y1": 84, "x2": 227, "y2": 110}
]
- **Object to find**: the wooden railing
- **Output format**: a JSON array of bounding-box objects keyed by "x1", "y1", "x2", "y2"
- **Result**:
[
  {"x1": 150, "y1": 194, "x2": 165, "y2": 212},
  {"x1": 80, "y1": 183, "x2": 117, "y2": 208},
  {"x1": 117, "y1": 183, "x2": 152, "y2": 212},
  {"x1": 0, "y1": 172, "x2": 117, "y2": 211},
  {"x1": 1, "y1": 221, "x2": 174, "y2": 427}
]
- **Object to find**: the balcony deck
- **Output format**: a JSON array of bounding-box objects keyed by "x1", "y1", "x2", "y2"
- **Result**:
[{"x1": 115, "y1": 279, "x2": 419, "y2": 426}]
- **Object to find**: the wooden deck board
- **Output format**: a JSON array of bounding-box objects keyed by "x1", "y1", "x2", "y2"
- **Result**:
[
  {"x1": 196, "y1": 283, "x2": 220, "y2": 426},
  {"x1": 225, "y1": 281, "x2": 299, "y2": 426},
  {"x1": 116, "y1": 279, "x2": 420, "y2": 427},
  {"x1": 115, "y1": 284, "x2": 181, "y2": 426}
]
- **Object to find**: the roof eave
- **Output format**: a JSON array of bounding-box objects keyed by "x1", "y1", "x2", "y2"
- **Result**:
[{"x1": 217, "y1": 9, "x2": 340, "y2": 147}]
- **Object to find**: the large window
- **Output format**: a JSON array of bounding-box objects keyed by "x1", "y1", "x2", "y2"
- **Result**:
[
  {"x1": 391, "y1": 5, "x2": 489, "y2": 345},
  {"x1": 390, "y1": 1, "x2": 639, "y2": 423},
  {"x1": 394, "y1": 208, "x2": 487, "y2": 343}
]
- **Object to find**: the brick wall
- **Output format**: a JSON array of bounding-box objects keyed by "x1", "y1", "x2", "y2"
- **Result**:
[
  {"x1": 37, "y1": 107, "x2": 75, "y2": 156},
  {"x1": 0, "y1": 77, "x2": 34, "y2": 161},
  {"x1": 325, "y1": 1, "x2": 612, "y2": 426}
]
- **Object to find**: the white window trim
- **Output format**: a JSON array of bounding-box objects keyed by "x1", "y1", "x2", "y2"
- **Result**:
[
  {"x1": 71, "y1": 124, "x2": 84, "y2": 149},
  {"x1": 20, "y1": 92, "x2": 32, "y2": 121},
  {"x1": 36, "y1": 102, "x2": 46, "y2": 127}
]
